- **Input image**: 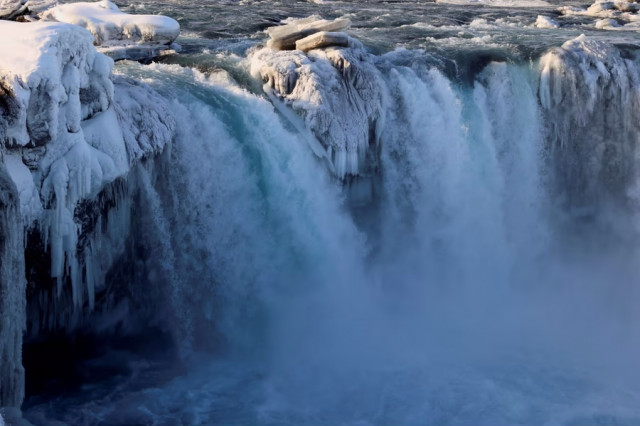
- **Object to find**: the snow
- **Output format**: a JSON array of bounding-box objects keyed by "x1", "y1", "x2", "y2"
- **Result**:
[
  {"x1": 534, "y1": 15, "x2": 559, "y2": 29},
  {"x1": 41, "y1": 0, "x2": 180, "y2": 57},
  {"x1": 251, "y1": 38, "x2": 384, "y2": 178}
]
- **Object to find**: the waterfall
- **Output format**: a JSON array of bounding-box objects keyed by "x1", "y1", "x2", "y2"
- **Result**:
[{"x1": 16, "y1": 35, "x2": 640, "y2": 425}]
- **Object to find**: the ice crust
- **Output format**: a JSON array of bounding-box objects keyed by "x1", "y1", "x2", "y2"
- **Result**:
[{"x1": 41, "y1": 1, "x2": 180, "y2": 59}]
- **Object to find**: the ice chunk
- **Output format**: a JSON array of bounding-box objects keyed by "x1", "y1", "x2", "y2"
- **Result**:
[
  {"x1": 41, "y1": 1, "x2": 180, "y2": 59},
  {"x1": 534, "y1": 15, "x2": 560, "y2": 28},
  {"x1": 595, "y1": 17, "x2": 622, "y2": 28},
  {"x1": 295, "y1": 31, "x2": 350, "y2": 52},
  {"x1": 267, "y1": 17, "x2": 350, "y2": 51}
]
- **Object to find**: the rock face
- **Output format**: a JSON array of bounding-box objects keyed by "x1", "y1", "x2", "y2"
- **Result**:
[
  {"x1": 0, "y1": 20, "x2": 175, "y2": 408},
  {"x1": 41, "y1": 1, "x2": 180, "y2": 60},
  {"x1": 267, "y1": 17, "x2": 351, "y2": 51}
]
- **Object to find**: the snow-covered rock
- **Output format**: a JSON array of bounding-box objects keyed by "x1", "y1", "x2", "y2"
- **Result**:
[
  {"x1": 267, "y1": 16, "x2": 351, "y2": 51},
  {"x1": 534, "y1": 15, "x2": 559, "y2": 29},
  {"x1": 0, "y1": 0, "x2": 54, "y2": 20},
  {"x1": 41, "y1": 1, "x2": 179, "y2": 59},
  {"x1": 251, "y1": 41, "x2": 384, "y2": 178},
  {"x1": 0, "y1": 20, "x2": 113, "y2": 147}
]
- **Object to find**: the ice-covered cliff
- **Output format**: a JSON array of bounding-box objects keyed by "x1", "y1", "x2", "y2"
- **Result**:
[
  {"x1": 251, "y1": 18, "x2": 385, "y2": 179},
  {"x1": 539, "y1": 34, "x2": 640, "y2": 216},
  {"x1": 0, "y1": 20, "x2": 174, "y2": 408}
]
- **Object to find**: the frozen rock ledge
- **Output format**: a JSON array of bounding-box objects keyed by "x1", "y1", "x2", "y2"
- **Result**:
[{"x1": 41, "y1": 0, "x2": 180, "y2": 60}]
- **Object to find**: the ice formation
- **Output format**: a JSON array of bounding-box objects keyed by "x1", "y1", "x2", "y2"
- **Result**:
[
  {"x1": 534, "y1": 15, "x2": 560, "y2": 29},
  {"x1": 41, "y1": 1, "x2": 180, "y2": 60},
  {"x1": 539, "y1": 34, "x2": 640, "y2": 209},
  {"x1": 252, "y1": 19, "x2": 383, "y2": 178},
  {"x1": 0, "y1": 20, "x2": 174, "y2": 407}
]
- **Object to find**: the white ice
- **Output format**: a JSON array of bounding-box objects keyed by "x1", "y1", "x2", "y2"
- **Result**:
[{"x1": 534, "y1": 15, "x2": 560, "y2": 28}]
